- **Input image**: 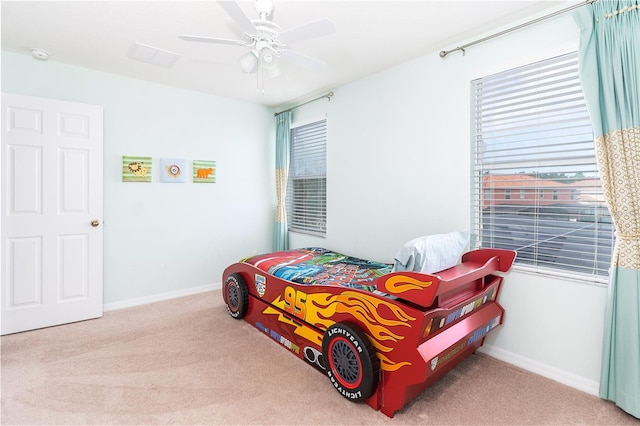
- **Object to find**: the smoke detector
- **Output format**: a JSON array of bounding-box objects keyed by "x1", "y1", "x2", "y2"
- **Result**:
[{"x1": 30, "y1": 48, "x2": 49, "y2": 60}]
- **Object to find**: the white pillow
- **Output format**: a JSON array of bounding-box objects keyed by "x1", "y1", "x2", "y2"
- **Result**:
[{"x1": 392, "y1": 231, "x2": 470, "y2": 274}]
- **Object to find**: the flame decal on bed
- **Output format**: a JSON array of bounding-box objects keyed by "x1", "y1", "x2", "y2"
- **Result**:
[
  {"x1": 377, "y1": 353, "x2": 412, "y2": 371},
  {"x1": 383, "y1": 275, "x2": 433, "y2": 294},
  {"x1": 265, "y1": 289, "x2": 416, "y2": 371}
]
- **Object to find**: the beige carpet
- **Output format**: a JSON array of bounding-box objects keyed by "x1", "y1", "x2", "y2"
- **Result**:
[{"x1": 1, "y1": 290, "x2": 637, "y2": 425}]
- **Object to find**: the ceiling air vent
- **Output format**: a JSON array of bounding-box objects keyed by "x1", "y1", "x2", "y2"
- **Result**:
[{"x1": 127, "y1": 43, "x2": 180, "y2": 68}]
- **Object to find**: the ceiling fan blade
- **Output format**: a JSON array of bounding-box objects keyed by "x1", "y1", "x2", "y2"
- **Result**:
[
  {"x1": 279, "y1": 18, "x2": 336, "y2": 44},
  {"x1": 279, "y1": 50, "x2": 327, "y2": 72},
  {"x1": 217, "y1": 1, "x2": 257, "y2": 35},
  {"x1": 178, "y1": 34, "x2": 246, "y2": 46}
]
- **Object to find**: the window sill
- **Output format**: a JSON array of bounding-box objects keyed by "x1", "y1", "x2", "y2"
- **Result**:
[{"x1": 511, "y1": 264, "x2": 609, "y2": 287}]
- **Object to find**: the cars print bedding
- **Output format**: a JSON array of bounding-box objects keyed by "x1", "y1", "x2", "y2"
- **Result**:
[{"x1": 243, "y1": 247, "x2": 392, "y2": 291}]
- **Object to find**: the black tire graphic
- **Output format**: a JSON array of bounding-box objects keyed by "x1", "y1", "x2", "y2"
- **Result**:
[
  {"x1": 224, "y1": 273, "x2": 249, "y2": 319},
  {"x1": 322, "y1": 323, "x2": 379, "y2": 402}
]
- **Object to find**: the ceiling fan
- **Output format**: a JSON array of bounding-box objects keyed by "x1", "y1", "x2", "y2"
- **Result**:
[{"x1": 179, "y1": 0, "x2": 336, "y2": 93}]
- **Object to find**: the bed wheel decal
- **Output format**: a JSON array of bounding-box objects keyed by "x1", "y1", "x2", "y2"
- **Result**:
[
  {"x1": 322, "y1": 323, "x2": 379, "y2": 402},
  {"x1": 224, "y1": 273, "x2": 249, "y2": 319}
]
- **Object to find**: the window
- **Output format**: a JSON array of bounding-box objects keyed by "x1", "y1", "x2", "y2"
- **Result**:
[
  {"x1": 287, "y1": 118, "x2": 327, "y2": 236},
  {"x1": 471, "y1": 52, "x2": 615, "y2": 281}
]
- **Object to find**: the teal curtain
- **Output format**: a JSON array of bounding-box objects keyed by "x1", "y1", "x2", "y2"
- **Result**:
[
  {"x1": 273, "y1": 111, "x2": 291, "y2": 252},
  {"x1": 574, "y1": 1, "x2": 640, "y2": 419}
]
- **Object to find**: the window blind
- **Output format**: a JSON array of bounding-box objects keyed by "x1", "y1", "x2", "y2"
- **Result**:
[
  {"x1": 471, "y1": 52, "x2": 615, "y2": 281},
  {"x1": 287, "y1": 119, "x2": 327, "y2": 236}
]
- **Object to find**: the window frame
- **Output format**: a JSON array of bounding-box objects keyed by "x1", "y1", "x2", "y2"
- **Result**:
[
  {"x1": 470, "y1": 52, "x2": 614, "y2": 284},
  {"x1": 286, "y1": 115, "x2": 327, "y2": 237}
]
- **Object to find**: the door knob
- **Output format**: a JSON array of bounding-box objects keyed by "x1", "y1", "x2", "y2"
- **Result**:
[{"x1": 90, "y1": 220, "x2": 100, "y2": 227}]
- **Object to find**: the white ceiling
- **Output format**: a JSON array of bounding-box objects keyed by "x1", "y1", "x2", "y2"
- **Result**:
[{"x1": 1, "y1": 1, "x2": 569, "y2": 108}]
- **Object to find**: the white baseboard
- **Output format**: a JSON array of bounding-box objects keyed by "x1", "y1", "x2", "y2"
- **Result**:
[
  {"x1": 103, "y1": 282, "x2": 222, "y2": 312},
  {"x1": 478, "y1": 344, "x2": 600, "y2": 396}
]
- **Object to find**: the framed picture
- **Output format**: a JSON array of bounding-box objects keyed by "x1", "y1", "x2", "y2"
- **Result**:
[
  {"x1": 193, "y1": 160, "x2": 216, "y2": 183},
  {"x1": 160, "y1": 158, "x2": 186, "y2": 183},
  {"x1": 122, "y1": 155, "x2": 152, "y2": 182}
]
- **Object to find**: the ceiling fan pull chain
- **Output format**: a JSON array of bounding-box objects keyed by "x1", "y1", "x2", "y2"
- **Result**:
[{"x1": 256, "y1": 64, "x2": 265, "y2": 94}]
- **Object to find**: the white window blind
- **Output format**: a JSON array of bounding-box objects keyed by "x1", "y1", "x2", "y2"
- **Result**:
[
  {"x1": 471, "y1": 52, "x2": 615, "y2": 281},
  {"x1": 287, "y1": 118, "x2": 327, "y2": 236}
]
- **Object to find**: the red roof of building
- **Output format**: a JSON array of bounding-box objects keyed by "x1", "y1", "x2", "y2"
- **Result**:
[{"x1": 483, "y1": 174, "x2": 568, "y2": 188}]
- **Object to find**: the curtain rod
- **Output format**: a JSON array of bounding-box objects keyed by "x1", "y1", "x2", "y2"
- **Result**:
[
  {"x1": 274, "y1": 91, "x2": 334, "y2": 116},
  {"x1": 439, "y1": 0, "x2": 596, "y2": 58}
]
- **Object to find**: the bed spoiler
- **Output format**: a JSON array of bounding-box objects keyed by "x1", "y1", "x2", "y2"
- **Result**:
[{"x1": 376, "y1": 248, "x2": 516, "y2": 309}]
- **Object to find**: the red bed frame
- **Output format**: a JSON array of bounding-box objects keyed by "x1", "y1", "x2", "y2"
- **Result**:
[{"x1": 222, "y1": 248, "x2": 516, "y2": 417}]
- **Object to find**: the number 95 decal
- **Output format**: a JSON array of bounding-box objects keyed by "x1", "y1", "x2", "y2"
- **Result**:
[{"x1": 283, "y1": 285, "x2": 307, "y2": 320}]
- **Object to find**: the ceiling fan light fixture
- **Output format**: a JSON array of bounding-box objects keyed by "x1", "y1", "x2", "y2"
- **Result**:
[
  {"x1": 237, "y1": 51, "x2": 258, "y2": 73},
  {"x1": 259, "y1": 48, "x2": 279, "y2": 70}
]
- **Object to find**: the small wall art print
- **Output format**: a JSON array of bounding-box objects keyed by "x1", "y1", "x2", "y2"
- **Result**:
[
  {"x1": 160, "y1": 158, "x2": 186, "y2": 183},
  {"x1": 122, "y1": 155, "x2": 152, "y2": 182},
  {"x1": 193, "y1": 160, "x2": 216, "y2": 183}
]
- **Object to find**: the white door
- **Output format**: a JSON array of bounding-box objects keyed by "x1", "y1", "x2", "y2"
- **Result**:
[{"x1": 1, "y1": 93, "x2": 103, "y2": 335}]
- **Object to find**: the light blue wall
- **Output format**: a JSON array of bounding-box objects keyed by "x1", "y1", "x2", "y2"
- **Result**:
[
  {"x1": 1, "y1": 51, "x2": 275, "y2": 304},
  {"x1": 289, "y1": 11, "x2": 607, "y2": 394},
  {"x1": 1, "y1": 4, "x2": 608, "y2": 396}
]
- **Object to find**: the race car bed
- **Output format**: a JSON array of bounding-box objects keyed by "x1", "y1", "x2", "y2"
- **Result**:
[{"x1": 222, "y1": 245, "x2": 516, "y2": 417}]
